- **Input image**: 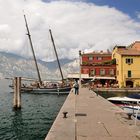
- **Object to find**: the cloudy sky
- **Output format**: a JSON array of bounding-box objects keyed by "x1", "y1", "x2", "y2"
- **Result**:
[{"x1": 0, "y1": 0, "x2": 140, "y2": 61}]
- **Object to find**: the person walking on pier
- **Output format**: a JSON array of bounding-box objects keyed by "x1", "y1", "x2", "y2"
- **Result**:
[{"x1": 73, "y1": 80, "x2": 79, "y2": 95}]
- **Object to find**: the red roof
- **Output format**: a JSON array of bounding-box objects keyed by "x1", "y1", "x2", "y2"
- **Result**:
[
  {"x1": 117, "y1": 48, "x2": 140, "y2": 56},
  {"x1": 82, "y1": 51, "x2": 111, "y2": 56}
]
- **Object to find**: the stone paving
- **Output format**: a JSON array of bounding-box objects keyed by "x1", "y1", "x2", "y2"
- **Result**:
[{"x1": 45, "y1": 87, "x2": 140, "y2": 140}]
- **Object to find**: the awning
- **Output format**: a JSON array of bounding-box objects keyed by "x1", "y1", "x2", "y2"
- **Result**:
[
  {"x1": 92, "y1": 76, "x2": 115, "y2": 80},
  {"x1": 67, "y1": 73, "x2": 115, "y2": 80},
  {"x1": 67, "y1": 73, "x2": 91, "y2": 79}
]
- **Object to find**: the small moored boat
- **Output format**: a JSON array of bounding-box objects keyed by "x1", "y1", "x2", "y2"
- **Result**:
[
  {"x1": 107, "y1": 95, "x2": 140, "y2": 106},
  {"x1": 123, "y1": 105, "x2": 140, "y2": 114}
]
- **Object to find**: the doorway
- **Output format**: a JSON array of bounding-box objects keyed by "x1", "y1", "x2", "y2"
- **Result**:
[{"x1": 126, "y1": 80, "x2": 133, "y2": 88}]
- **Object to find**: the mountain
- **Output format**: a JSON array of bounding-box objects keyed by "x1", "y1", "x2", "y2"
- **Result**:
[
  {"x1": 0, "y1": 51, "x2": 79, "y2": 80},
  {"x1": 38, "y1": 58, "x2": 73, "y2": 71}
]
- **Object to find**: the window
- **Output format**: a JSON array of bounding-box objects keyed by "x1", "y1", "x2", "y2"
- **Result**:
[
  {"x1": 82, "y1": 68, "x2": 89, "y2": 74},
  {"x1": 109, "y1": 69, "x2": 114, "y2": 75},
  {"x1": 126, "y1": 58, "x2": 133, "y2": 64},
  {"x1": 100, "y1": 69, "x2": 105, "y2": 75},
  {"x1": 88, "y1": 56, "x2": 93, "y2": 61},
  {"x1": 128, "y1": 70, "x2": 131, "y2": 77},
  {"x1": 97, "y1": 57, "x2": 102, "y2": 60},
  {"x1": 90, "y1": 69, "x2": 96, "y2": 76}
]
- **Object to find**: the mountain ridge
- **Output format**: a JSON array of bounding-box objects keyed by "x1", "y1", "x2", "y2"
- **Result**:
[{"x1": 0, "y1": 51, "x2": 79, "y2": 80}]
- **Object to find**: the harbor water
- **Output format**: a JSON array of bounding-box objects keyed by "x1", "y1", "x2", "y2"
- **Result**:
[{"x1": 0, "y1": 79, "x2": 67, "y2": 140}]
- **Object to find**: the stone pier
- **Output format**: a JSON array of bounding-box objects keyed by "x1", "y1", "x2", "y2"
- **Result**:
[{"x1": 45, "y1": 87, "x2": 140, "y2": 140}]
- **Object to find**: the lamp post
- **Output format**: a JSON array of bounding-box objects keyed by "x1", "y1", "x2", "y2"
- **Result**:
[{"x1": 79, "y1": 50, "x2": 82, "y2": 86}]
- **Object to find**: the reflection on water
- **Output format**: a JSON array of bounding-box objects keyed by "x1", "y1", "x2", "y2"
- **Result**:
[
  {"x1": 0, "y1": 80, "x2": 67, "y2": 140},
  {"x1": 12, "y1": 110, "x2": 23, "y2": 140}
]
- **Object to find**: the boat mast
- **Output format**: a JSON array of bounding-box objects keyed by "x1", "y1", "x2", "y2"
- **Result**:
[
  {"x1": 23, "y1": 14, "x2": 42, "y2": 85},
  {"x1": 49, "y1": 29, "x2": 64, "y2": 83}
]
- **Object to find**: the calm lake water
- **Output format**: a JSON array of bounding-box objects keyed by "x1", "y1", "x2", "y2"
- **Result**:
[{"x1": 0, "y1": 79, "x2": 67, "y2": 140}]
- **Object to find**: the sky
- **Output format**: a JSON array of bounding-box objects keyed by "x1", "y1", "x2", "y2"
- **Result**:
[
  {"x1": 81, "y1": 0, "x2": 140, "y2": 19},
  {"x1": 0, "y1": 0, "x2": 140, "y2": 61}
]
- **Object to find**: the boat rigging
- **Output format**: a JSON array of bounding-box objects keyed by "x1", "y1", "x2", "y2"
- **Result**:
[
  {"x1": 13, "y1": 14, "x2": 72, "y2": 94},
  {"x1": 23, "y1": 14, "x2": 42, "y2": 85},
  {"x1": 49, "y1": 29, "x2": 64, "y2": 83}
]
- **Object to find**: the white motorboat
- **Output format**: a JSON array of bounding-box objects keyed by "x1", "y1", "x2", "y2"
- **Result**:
[
  {"x1": 107, "y1": 96, "x2": 140, "y2": 106},
  {"x1": 108, "y1": 94, "x2": 140, "y2": 119},
  {"x1": 123, "y1": 105, "x2": 140, "y2": 114}
]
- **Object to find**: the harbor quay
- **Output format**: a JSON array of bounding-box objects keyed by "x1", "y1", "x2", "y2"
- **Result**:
[
  {"x1": 93, "y1": 87, "x2": 140, "y2": 93},
  {"x1": 45, "y1": 87, "x2": 140, "y2": 140}
]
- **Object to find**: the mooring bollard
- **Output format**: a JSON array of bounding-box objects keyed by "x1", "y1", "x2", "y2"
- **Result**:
[
  {"x1": 63, "y1": 111, "x2": 68, "y2": 118},
  {"x1": 127, "y1": 113, "x2": 132, "y2": 120}
]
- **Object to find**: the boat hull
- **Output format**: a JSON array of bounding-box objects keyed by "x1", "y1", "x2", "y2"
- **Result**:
[
  {"x1": 107, "y1": 96, "x2": 140, "y2": 106},
  {"x1": 123, "y1": 106, "x2": 140, "y2": 114},
  {"x1": 22, "y1": 86, "x2": 71, "y2": 94}
]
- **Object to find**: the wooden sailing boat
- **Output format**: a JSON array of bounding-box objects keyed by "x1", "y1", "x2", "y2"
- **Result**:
[{"x1": 18, "y1": 14, "x2": 71, "y2": 94}]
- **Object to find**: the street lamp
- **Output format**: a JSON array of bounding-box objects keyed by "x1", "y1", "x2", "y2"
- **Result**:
[{"x1": 79, "y1": 50, "x2": 82, "y2": 86}]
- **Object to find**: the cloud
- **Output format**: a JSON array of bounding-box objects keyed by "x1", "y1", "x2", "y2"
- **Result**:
[
  {"x1": 0, "y1": 0, "x2": 140, "y2": 61},
  {"x1": 136, "y1": 11, "x2": 140, "y2": 19}
]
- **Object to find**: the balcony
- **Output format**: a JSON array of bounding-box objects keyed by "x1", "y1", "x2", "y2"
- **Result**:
[{"x1": 82, "y1": 59, "x2": 116, "y2": 66}]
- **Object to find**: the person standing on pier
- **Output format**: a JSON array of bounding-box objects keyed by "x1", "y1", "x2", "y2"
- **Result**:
[{"x1": 73, "y1": 80, "x2": 79, "y2": 95}]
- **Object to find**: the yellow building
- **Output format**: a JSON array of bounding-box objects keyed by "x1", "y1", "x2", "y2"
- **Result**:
[{"x1": 112, "y1": 43, "x2": 140, "y2": 88}]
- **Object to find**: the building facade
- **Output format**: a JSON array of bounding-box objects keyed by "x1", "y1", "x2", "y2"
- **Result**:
[
  {"x1": 81, "y1": 51, "x2": 116, "y2": 86},
  {"x1": 112, "y1": 44, "x2": 140, "y2": 88}
]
